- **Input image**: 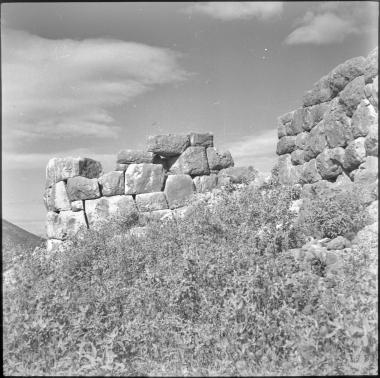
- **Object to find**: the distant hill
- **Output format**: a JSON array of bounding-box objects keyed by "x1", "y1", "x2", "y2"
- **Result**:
[{"x1": 2, "y1": 220, "x2": 45, "y2": 271}]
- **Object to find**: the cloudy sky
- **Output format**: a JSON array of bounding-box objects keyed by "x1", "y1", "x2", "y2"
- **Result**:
[{"x1": 2, "y1": 1, "x2": 378, "y2": 236}]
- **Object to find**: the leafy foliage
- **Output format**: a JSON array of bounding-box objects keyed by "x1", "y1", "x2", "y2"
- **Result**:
[{"x1": 3, "y1": 178, "x2": 377, "y2": 376}]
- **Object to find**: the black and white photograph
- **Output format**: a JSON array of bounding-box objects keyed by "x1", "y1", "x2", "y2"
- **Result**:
[{"x1": 2, "y1": 1, "x2": 378, "y2": 375}]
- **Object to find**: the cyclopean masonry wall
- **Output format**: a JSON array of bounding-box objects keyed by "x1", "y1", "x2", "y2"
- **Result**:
[
  {"x1": 44, "y1": 133, "x2": 255, "y2": 251},
  {"x1": 276, "y1": 47, "x2": 378, "y2": 203}
]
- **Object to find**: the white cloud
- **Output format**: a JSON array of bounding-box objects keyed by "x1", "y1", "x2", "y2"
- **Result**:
[
  {"x1": 225, "y1": 128, "x2": 278, "y2": 174},
  {"x1": 285, "y1": 2, "x2": 377, "y2": 45},
  {"x1": 2, "y1": 29, "x2": 188, "y2": 146},
  {"x1": 185, "y1": 2, "x2": 283, "y2": 21}
]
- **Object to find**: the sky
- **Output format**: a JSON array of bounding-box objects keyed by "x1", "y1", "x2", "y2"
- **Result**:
[{"x1": 2, "y1": 1, "x2": 378, "y2": 236}]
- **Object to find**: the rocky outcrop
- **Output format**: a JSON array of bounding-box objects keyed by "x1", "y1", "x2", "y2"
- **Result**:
[{"x1": 276, "y1": 48, "x2": 378, "y2": 189}]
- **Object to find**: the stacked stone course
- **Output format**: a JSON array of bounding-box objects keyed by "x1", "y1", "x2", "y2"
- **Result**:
[
  {"x1": 44, "y1": 132, "x2": 248, "y2": 249},
  {"x1": 276, "y1": 47, "x2": 378, "y2": 191}
]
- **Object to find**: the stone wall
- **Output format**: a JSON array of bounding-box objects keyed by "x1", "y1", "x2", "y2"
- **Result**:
[
  {"x1": 44, "y1": 133, "x2": 255, "y2": 250},
  {"x1": 276, "y1": 47, "x2": 378, "y2": 190}
]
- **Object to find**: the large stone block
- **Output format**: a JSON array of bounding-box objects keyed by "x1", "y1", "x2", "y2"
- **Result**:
[
  {"x1": 169, "y1": 146, "x2": 210, "y2": 176},
  {"x1": 147, "y1": 134, "x2": 190, "y2": 157},
  {"x1": 303, "y1": 75, "x2": 334, "y2": 107},
  {"x1": 339, "y1": 75, "x2": 366, "y2": 116},
  {"x1": 193, "y1": 174, "x2": 218, "y2": 193},
  {"x1": 364, "y1": 76, "x2": 378, "y2": 108},
  {"x1": 352, "y1": 99, "x2": 378, "y2": 138},
  {"x1": 46, "y1": 210, "x2": 87, "y2": 240},
  {"x1": 189, "y1": 132, "x2": 214, "y2": 148},
  {"x1": 302, "y1": 102, "x2": 330, "y2": 131},
  {"x1": 286, "y1": 108, "x2": 304, "y2": 136},
  {"x1": 115, "y1": 163, "x2": 129, "y2": 172},
  {"x1": 125, "y1": 163, "x2": 165, "y2": 194},
  {"x1": 85, "y1": 195, "x2": 138, "y2": 228},
  {"x1": 291, "y1": 150, "x2": 306, "y2": 165},
  {"x1": 316, "y1": 148, "x2": 344, "y2": 180},
  {"x1": 218, "y1": 166, "x2": 256, "y2": 184},
  {"x1": 277, "y1": 154, "x2": 302, "y2": 185},
  {"x1": 98, "y1": 171, "x2": 125, "y2": 196},
  {"x1": 300, "y1": 159, "x2": 322, "y2": 184},
  {"x1": 303, "y1": 121, "x2": 327, "y2": 160},
  {"x1": 350, "y1": 156, "x2": 378, "y2": 185},
  {"x1": 324, "y1": 100, "x2": 353, "y2": 148},
  {"x1": 343, "y1": 137, "x2": 366, "y2": 171},
  {"x1": 276, "y1": 136, "x2": 297, "y2": 155},
  {"x1": 43, "y1": 181, "x2": 71, "y2": 212},
  {"x1": 164, "y1": 174, "x2": 194, "y2": 209},
  {"x1": 71, "y1": 200, "x2": 83, "y2": 212},
  {"x1": 363, "y1": 47, "x2": 378, "y2": 83},
  {"x1": 295, "y1": 131, "x2": 309, "y2": 150},
  {"x1": 66, "y1": 176, "x2": 101, "y2": 201},
  {"x1": 365, "y1": 124, "x2": 378, "y2": 156},
  {"x1": 140, "y1": 209, "x2": 173, "y2": 223},
  {"x1": 46, "y1": 157, "x2": 103, "y2": 188},
  {"x1": 206, "y1": 147, "x2": 234, "y2": 170},
  {"x1": 135, "y1": 192, "x2": 168, "y2": 212},
  {"x1": 116, "y1": 150, "x2": 154, "y2": 164},
  {"x1": 277, "y1": 111, "x2": 294, "y2": 137},
  {"x1": 328, "y1": 56, "x2": 366, "y2": 94}
]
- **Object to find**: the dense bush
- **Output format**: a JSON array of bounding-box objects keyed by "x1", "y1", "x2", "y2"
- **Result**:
[{"x1": 3, "y1": 179, "x2": 377, "y2": 376}]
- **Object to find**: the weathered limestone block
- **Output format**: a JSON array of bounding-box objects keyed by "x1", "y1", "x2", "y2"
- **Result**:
[
  {"x1": 295, "y1": 131, "x2": 309, "y2": 150},
  {"x1": 46, "y1": 239, "x2": 65, "y2": 253},
  {"x1": 189, "y1": 132, "x2": 213, "y2": 147},
  {"x1": 169, "y1": 146, "x2": 210, "y2": 176},
  {"x1": 71, "y1": 200, "x2": 83, "y2": 212},
  {"x1": 140, "y1": 209, "x2": 173, "y2": 223},
  {"x1": 363, "y1": 47, "x2": 378, "y2": 83},
  {"x1": 324, "y1": 100, "x2": 353, "y2": 148},
  {"x1": 286, "y1": 108, "x2": 304, "y2": 136},
  {"x1": 277, "y1": 111, "x2": 294, "y2": 137},
  {"x1": 193, "y1": 174, "x2": 218, "y2": 193},
  {"x1": 302, "y1": 102, "x2": 330, "y2": 131},
  {"x1": 147, "y1": 134, "x2": 190, "y2": 157},
  {"x1": 365, "y1": 124, "x2": 378, "y2": 156},
  {"x1": 339, "y1": 75, "x2": 366, "y2": 116},
  {"x1": 164, "y1": 174, "x2": 194, "y2": 209},
  {"x1": 135, "y1": 192, "x2": 168, "y2": 212},
  {"x1": 85, "y1": 195, "x2": 138, "y2": 228},
  {"x1": 304, "y1": 121, "x2": 327, "y2": 160},
  {"x1": 328, "y1": 56, "x2": 366, "y2": 94},
  {"x1": 116, "y1": 150, "x2": 154, "y2": 164},
  {"x1": 352, "y1": 99, "x2": 378, "y2": 138},
  {"x1": 46, "y1": 210, "x2": 87, "y2": 240},
  {"x1": 206, "y1": 147, "x2": 234, "y2": 170},
  {"x1": 316, "y1": 148, "x2": 345, "y2": 180},
  {"x1": 291, "y1": 150, "x2": 306, "y2": 165},
  {"x1": 343, "y1": 137, "x2": 366, "y2": 171},
  {"x1": 125, "y1": 163, "x2": 165, "y2": 194},
  {"x1": 115, "y1": 163, "x2": 129, "y2": 171},
  {"x1": 303, "y1": 75, "x2": 334, "y2": 107},
  {"x1": 66, "y1": 176, "x2": 101, "y2": 201},
  {"x1": 300, "y1": 159, "x2": 322, "y2": 184},
  {"x1": 46, "y1": 157, "x2": 103, "y2": 188},
  {"x1": 276, "y1": 136, "x2": 297, "y2": 155},
  {"x1": 218, "y1": 166, "x2": 256, "y2": 184},
  {"x1": 98, "y1": 171, "x2": 124, "y2": 196},
  {"x1": 277, "y1": 154, "x2": 302, "y2": 185},
  {"x1": 43, "y1": 181, "x2": 71, "y2": 212},
  {"x1": 364, "y1": 76, "x2": 378, "y2": 108},
  {"x1": 351, "y1": 156, "x2": 378, "y2": 185}
]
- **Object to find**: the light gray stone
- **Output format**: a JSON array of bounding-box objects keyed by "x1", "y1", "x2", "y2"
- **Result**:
[
  {"x1": 218, "y1": 166, "x2": 256, "y2": 184},
  {"x1": 147, "y1": 134, "x2": 190, "y2": 157},
  {"x1": 291, "y1": 150, "x2": 306, "y2": 165},
  {"x1": 365, "y1": 123, "x2": 378, "y2": 156},
  {"x1": 189, "y1": 132, "x2": 214, "y2": 147},
  {"x1": 300, "y1": 159, "x2": 322, "y2": 184},
  {"x1": 316, "y1": 148, "x2": 345, "y2": 179},
  {"x1": 46, "y1": 239, "x2": 66, "y2": 253},
  {"x1": 343, "y1": 137, "x2": 366, "y2": 171},
  {"x1": 66, "y1": 176, "x2": 101, "y2": 201},
  {"x1": 352, "y1": 100, "x2": 378, "y2": 138},
  {"x1": 276, "y1": 136, "x2": 297, "y2": 155},
  {"x1": 140, "y1": 209, "x2": 173, "y2": 223},
  {"x1": 365, "y1": 200, "x2": 378, "y2": 224},
  {"x1": 364, "y1": 76, "x2": 378, "y2": 108},
  {"x1": 164, "y1": 174, "x2": 194, "y2": 209},
  {"x1": 286, "y1": 108, "x2": 304, "y2": 136},
  {"x1": 352, "y1": 156, "x2": 378, "y2": 185},
  {"x1": 302, "y1": 102, "x2": 330, "y2": 131},
  {"x1": 193, "y1": 174, "x2": 218, "y2": 193},
  {"x1": 339, "y1": 75, "x2": 366, "y2": 116},
  {"x1": 125, "y1": 163, "x2": 165, "y2": 194},
  {"x1": 71, "y1": 200, "x2": 83, "y2": 212},
  {"x1": 326, "y1": 236, "x2": 350, "y2": 250},
  {"x1": 46, "y1": 210, "x2": 87, "y2": 240},
  {"x1": 363, "y1": 47, "x2": 378, "y2": 83},
  {"x1": 295, "y1": 131, "x2": 309, "y2": 150},
  {"x1": 217, "y1": 175, "x2": 231, "y2": 188},
  {"x1": 115, "y1": 163, "x2": 129, "y2": 172},
  {"x1": 85, "y1": 195, "x2": 138, "y2": 228},
  {"x1": 43, "y1": 181, "x2": 71, "y2": 212},
  {"x1": 45, "y1": 157, "x2": 102, "y2": 188},
  {"x1": 169, "y1": 146, "x2": 210, "y2": 176},
  {"x1": 277, "y1": 154, "x2": 302, "y2": 185},
  {"x1": 206, "y1": 147, "x2": 234, "y2": 170},
  {"x1": 135, "y1": 192, "x2": 168, "y2": 212},
  {"x1": 116, "y1": 150, "x2": 154, "y2": 164},
  {"x1": 303, "y1": 121, "x2": 327, "y2": 160},
  {"x1": 303, "y1": 75, "x2": 334, "y2": 107},
  {"x1": 277, "y1": 111, "x2": 294, "y2": 137},
  {"x1": 98, "y1": 171, "x2": 125, "y2": 196}
]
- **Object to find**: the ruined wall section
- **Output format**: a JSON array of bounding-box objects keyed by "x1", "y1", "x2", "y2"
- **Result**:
[{"x1": 276, "y1": 48, "x2": 378, "y2": 193}]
